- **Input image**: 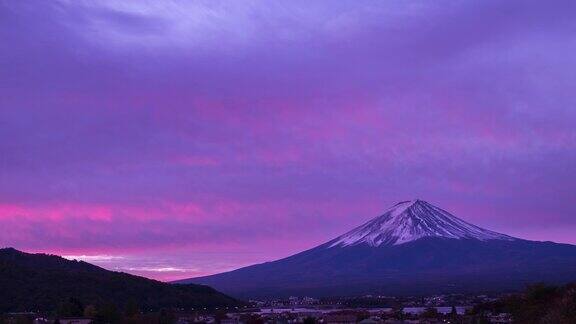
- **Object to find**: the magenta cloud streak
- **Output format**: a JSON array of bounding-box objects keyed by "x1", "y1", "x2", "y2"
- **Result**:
[{"x1": 1, "y1": 0, "x2": 575, "y2": 280}]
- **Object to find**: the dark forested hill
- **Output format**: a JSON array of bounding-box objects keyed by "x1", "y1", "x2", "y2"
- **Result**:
[
  {"x1": 0, "y1": 248, "x2": 241, "y2": 312},
  {"x1": 472, "y1": 283, "x2": 576, "y2": 323}
]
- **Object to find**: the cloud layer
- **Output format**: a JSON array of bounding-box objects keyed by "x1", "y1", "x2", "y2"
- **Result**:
[{"x1": 1, "y1": 0, "x2": 575, "y2": 280}]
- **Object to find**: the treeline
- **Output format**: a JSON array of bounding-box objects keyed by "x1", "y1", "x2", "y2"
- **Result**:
[
  {"x1": 471, "y1": 282, "x2": 576, "y2": 323},
  {"x1": 1, "y1": 297, "x2": 178, "y2": 323}
]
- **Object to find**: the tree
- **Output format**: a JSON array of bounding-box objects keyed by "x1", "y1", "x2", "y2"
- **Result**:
[
  {"x1": 84, "y1": 305, "x2": 98, "y2": 318},
  {"x1": 540, "y1": 286, "x2": 576, "y2": 324},
  {"x1": 95, "y1": 302, "x2": 121, "y2": 324},
  {"x1": 158, "y1": 309, "x2": 175, "y2": 324},
  {"x1": 124, "y1": 300, "x2": 139, "y2": 318},
  {"x1": 303, "y1": 316, "x2": 316, "y2": 324},
  {"x1": 421, "y1": 307, "x2": 439, "y2": 319},
  {"x1": 57, "y1": 297, "x2": 84, "y2": 317},
  {"x1": 450, "y1": 305, "x2": 458, "y2": 317}
]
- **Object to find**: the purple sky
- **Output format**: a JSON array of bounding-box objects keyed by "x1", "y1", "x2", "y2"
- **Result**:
[{"x1": 1, "y1": 0, "x2": 575, "y2": 281}]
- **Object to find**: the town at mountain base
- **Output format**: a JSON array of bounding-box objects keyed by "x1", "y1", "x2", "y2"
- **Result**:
[{"x1": 176, "y1": 200, "x2": 576, "y2": 298}]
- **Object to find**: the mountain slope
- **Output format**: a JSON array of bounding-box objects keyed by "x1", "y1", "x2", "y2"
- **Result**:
[
  {"x1": 0, "y1": 248, "x2": 241, "y2": 312},
  {"x1": 176, "y1": 200, "x2": 576, "y2": 298}
]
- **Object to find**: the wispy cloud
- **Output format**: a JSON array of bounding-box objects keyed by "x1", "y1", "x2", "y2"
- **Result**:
[
  {"x1": 122, "y1": 266, "x2": 196, "y2": 273},
  {"x1": 63, "y1": 254, "x2": 125, "y2": 262}
]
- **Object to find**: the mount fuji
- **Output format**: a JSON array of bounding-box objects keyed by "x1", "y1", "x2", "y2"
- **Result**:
[{"x1": 176, "y1": 200, "x2": 576, "y2": 298}]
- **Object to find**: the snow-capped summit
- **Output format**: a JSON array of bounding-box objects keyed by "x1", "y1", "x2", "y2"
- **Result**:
[{"x1": 328, "y1": 199, "x2": 515, "y2": 247}]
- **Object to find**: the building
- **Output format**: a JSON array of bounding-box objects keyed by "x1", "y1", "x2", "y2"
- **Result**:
[{"x1": 57, "y1": 319, "x2": 93, "y2": 324}]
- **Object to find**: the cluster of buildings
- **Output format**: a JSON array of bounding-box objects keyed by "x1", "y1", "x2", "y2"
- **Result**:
[
  {"x1": 174, "y1": 307, "x2": 512, "y2": 324},
  {"x1": 1, "y1": 314, "x2": 93, "y2": 324},
  {"x1": 0, "y1": 309, "x2": 514, "y2": 324},
  {"x1": 1, "y1": 294, "x2": 513, "y2": 324}
]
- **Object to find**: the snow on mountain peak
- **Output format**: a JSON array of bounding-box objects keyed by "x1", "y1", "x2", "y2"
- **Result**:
[{"x1": 328, "y1": 200, "x2": 515, "y2": 248}]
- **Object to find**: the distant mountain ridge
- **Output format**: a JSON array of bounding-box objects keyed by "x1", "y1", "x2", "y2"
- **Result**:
[
  {"x1": 0, "y1": 248, "x2": 241, "y2": 312},
  {"x1": 176, "y1": 200, "x2": 576, "y2": 298}
]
